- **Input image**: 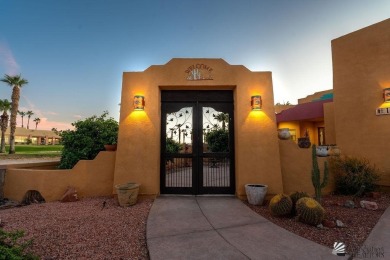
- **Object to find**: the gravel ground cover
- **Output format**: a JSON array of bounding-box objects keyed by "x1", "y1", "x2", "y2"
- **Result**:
[
  {"x1": 246, "y1": 193, "x2": 390, "y2": 254},
  {"x1": 2, "y1": 193, "x2": 389, "y2": 259},
  {"x1": 0, "y1": 197, "x2": 153, "y2": 260}
]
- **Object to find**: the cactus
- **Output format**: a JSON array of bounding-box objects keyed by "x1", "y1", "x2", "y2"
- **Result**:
[
  {"x1": 311, "y1": 144, "x2": 329, "y2": 203},
  {"x1": 269, "y1": 194, "x2": 293, "y2": 216},
  {"x1": 296, "y1": 197, "x2": 325, "y2": 226},
  {"x1": 289, "y1": 191, "x2": 310, "y2": 215}
]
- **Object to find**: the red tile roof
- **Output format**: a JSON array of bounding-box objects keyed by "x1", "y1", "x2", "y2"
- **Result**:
[{"x1": 276, "y1": 99, "x2": 333, "y2": 122}]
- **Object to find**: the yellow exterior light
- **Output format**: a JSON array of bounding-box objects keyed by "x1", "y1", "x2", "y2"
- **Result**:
[
  {"x1": 251, "y1": 95, "x2": 262, "y2": 110},
  {"x1": 134, "y1": 95, "x2": 145, "y2": 110},
  {"x1": 384, "y1": 88, "x2": 390, "y2": 103}
]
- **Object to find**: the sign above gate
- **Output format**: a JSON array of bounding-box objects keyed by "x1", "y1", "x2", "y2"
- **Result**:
[{"x1": 185, "y1": 64, "x2": 213, "y2": 80}]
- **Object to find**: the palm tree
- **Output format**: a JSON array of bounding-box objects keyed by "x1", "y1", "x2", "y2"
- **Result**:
[
  {"x1": 215, "y1": 112, "x2": 229, "y2": 130},
  {"x1": 26, "y1": 110, "x2": 34, "y2": 129},
  {"x1": 1, "y1": 74, "x2": 28, "y2": 154},
  {"x1": 0, "y1": 99, "x2": 12, "y2": 153},
  {"x1": 33, "y1": 117, "x2": 41, "y2": 130},
  {"x1": 18, "y1": 110, "x2": 26, "y2": 128}
]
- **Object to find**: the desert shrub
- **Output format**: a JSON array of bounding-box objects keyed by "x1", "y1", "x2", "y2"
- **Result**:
[
  {"x1": 166, "y1": 138, "x2": 181, "y2": 163},
  {"x1": 26, "y1": 138, "x2": 32, "y2": 145},
  {"x1": 0, "y1": 228, "x2": 38, "y2": 259},
  {"x1": 205, "y1": 129, "x2": 229, "y2": 152},
  {"x1": 330, "y1": 156, "x2": 380, "y2": 195},
  {"x1": 166, "y1": 138, "x2": 181, "y2": 153},
  {"x1": 59, "y1": 111, "x2": 118, "y2": 169}
]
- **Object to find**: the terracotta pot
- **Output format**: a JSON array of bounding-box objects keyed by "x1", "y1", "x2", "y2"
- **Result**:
[
  {"x1": 115, "y1": 183, "x2": 140, "y2": 207},
  {"x1": 104, "y1": 144, "x2": 117, "y2": 151}
]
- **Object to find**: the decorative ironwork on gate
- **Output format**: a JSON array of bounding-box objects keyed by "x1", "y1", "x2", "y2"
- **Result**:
[{"x1": 161, "y1": 91, "x2": 234, "y2": 195}]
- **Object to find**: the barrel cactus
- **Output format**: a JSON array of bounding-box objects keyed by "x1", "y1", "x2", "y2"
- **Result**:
[
  {"x1": 289, "y1": 191, "x2": 310, "y2": 215},
  {"x1": 269, "y1": 194, "x2": 293, "y2": 216},
  {"x1": 296, "y1": 197, "x2": 325, "y2": 226}
]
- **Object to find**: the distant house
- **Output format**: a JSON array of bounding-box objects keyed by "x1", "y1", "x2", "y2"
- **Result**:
[
  {"x1": 4, "y1": 127, "x2": 61, "y2": 145},
  {"x1": 276, "y1": 89, "x2": 334, "y2": 145}
]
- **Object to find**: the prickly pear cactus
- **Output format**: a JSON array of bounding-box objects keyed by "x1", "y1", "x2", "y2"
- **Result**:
[
  {"x1": 289, "y1": 191, "x2": 310, "y2": 215},
  {"x1": 269, "y1": 194, "x2": 293, "y2": 216},
  {"x1": 296, "y1": 197, "x2": 325, "y2": 226}
]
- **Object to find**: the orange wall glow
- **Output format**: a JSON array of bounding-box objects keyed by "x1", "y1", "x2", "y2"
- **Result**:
[{"x1": 115, "y1": 58, "x2": 284, "y2": 198}]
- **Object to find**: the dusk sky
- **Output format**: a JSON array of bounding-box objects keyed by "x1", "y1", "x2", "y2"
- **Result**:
[{"x1": 0, "y1": 1, "x2": 389, "y2": 130}]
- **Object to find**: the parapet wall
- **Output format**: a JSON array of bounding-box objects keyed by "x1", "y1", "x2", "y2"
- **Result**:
[{"x1": 3, "y1": 152, "x2": 116, "y2": 202}]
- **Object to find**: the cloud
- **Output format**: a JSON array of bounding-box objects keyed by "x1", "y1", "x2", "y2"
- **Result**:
[
  {"x1": 0, "y1": 41, "x2": 19, "y2": 75},
  {"x1": 15, "y1": 115, "x2": 73, "y2": 131},
  {"x1": 16, "y1": 96, "x2": 73, "y2": 130},
  {"x1": 73, "y1": 115, "x2": 82, "y2": 119},
  {"x1": 34, "y1": 117, "x2": 73, "y2": 131}
]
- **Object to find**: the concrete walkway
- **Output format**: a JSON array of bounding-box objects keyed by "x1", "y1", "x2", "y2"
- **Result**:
[
  {"x1": 358, "y1": 205, "x2": 389, "y2": 258},
  {"x1": 147, "y1": 196, "x2": 349, "y2": 260}
]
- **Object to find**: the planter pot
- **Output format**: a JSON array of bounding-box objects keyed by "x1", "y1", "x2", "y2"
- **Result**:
[
  {"x1": 316, "y1": 146, "x2": 329, "y2": 157},
  {"x1": 245, "y1": 184, "x2": 268, "y2": 205},
  {"x1": 115, "y1": 183, "x2": 140, "y2": 207},
  {"x1": 278, "y1": 128, "x2": 291, "y2": 140},
  {"x1": 297, "y1": 138, "x2": 311, "y2": 148},
  {"x1": 328, "y1": 146, "x2": 341, "y2": 156},
  {"x1": 104, "y1": 144, "x2": 117, "y2": 151}
]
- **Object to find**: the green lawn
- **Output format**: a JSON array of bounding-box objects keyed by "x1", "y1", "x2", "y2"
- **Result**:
[{"x1": 0, "y1": 145, "x2": 63, "y2": 159}]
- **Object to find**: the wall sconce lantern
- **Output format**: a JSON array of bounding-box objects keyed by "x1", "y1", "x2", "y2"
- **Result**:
[
  {"x1": 384, "y1": 88, "x2": 390, "y2": 103},
  {"x1": 251, "y1": 95, "x2": 262, "y2": 110},
  {"x1": 134, "y1": 95, "x2": 145, "y2": 110}
]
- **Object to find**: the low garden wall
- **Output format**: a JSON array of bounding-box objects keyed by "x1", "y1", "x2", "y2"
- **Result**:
[
  {"x1": 3, "y1": 151, "x2": 116, "y2": 202},
  {"x1": 278, "y1": 140, "x2": 335, "y2": 196}
]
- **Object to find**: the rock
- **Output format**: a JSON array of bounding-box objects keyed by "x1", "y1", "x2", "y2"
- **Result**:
[
  {"x1": 22, "y1": 190, "x2": 45, "y2": 205},
  {"x1": 368, "y1": 192, "x2": 381, "y2": 199},
  {"x1": 360, "y1": 200, "x2": 378, "y2": 210},
  {"x1": 316, "y1": 224, "x2": 324, "y2": 229},
  {"x1": 336, "y1": 219, "x2": 346, "y2": 228},
  {"x1": 322, "y1": 219, "x2": 336, "y2": 228},
  {"x1": 344, "y1": 200, "x2": 355, "y2": 208},
  {"x1": 61, "y1": 187, "x2": 78, "y2": 203},
  {"x1": 0, "y1": 199, "x2": 19, "y2": 210}
]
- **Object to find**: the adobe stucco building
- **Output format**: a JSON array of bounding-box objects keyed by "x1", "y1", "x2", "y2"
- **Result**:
[
  {"x1": 3, "y1": 18, "x2": 390, "y2": 202},
  {"x1": 114, "y1": 18, "x2": 390, "y2": 196},
  {"x1": 276, "y1": 18, "x2": 390, "y2": 187},
  {"x1": 332, "y1": 18, "x2": 390, "y2": 186},
  {"x1": 114, "y1": 58, "x2": 284, "y2": 199}
]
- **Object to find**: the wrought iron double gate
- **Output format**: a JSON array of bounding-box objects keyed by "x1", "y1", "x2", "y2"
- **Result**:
[{"x1": 161, "y1": 90, "x2": 235, "y2": 194}]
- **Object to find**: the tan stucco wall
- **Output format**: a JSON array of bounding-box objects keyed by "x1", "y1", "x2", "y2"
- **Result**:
[
  {"x1": 300, "y1": 121, "x2": 326, "y2": 145},
  {"x1": 4, "y1": 152, "x2": 115, "y2": 202},
  {"x1": 332, "y1": 19, "x2": 390, "y2": 186},
  {"x1": 279, "y1": 140, "x2": 334, "y2": 195},
  {"x1": 115, "y1": 58, "x2": 284, "y2": 198},
  {"x1": 324, "y1": 102, "x2": 336, "y2": 145},
  {"x1": 278, "y1": 121, "x2": 326, "y2": 146}
]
